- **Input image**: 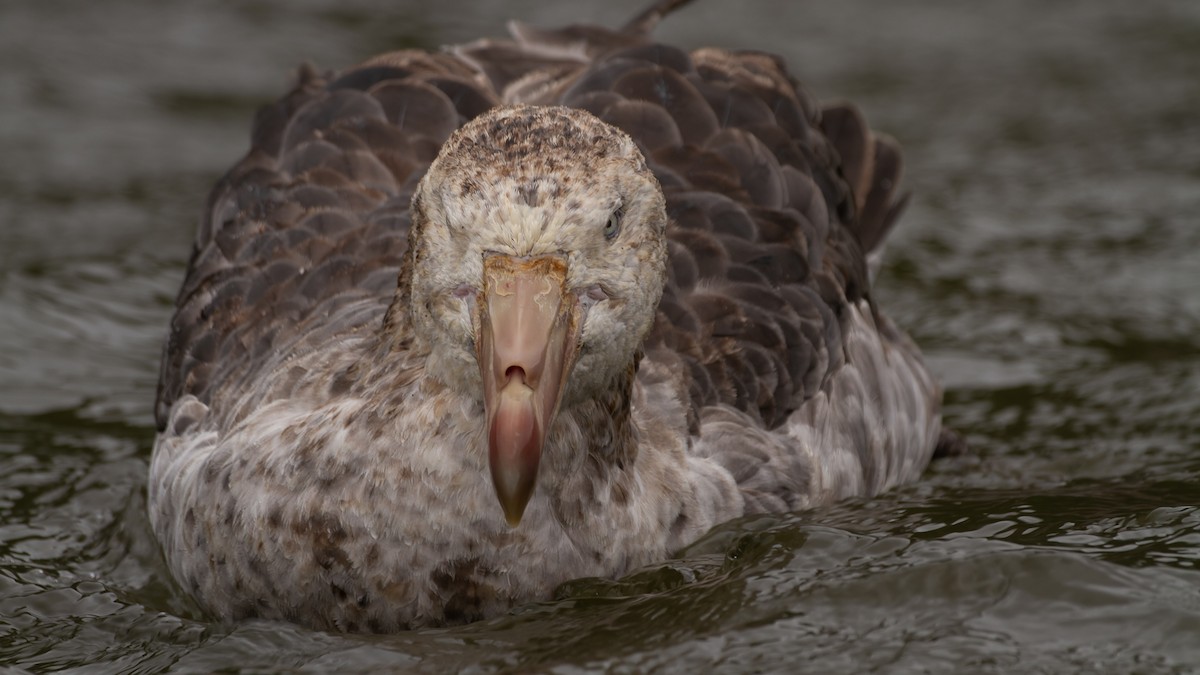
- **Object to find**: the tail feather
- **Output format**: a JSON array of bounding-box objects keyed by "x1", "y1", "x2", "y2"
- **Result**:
[
  {"x1": 820, "y1": 103, "x2": 908, "y2": 256},
  {"x1": 858, "y1": 134, "x2": 907, "y2": 254},
  {"x1": 621, "y1": 0, "x2": 700, "y2": 34}
]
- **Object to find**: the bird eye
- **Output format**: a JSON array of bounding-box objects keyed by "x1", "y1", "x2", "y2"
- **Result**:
[{"x1": 604, "y1": 208, "x2": 623, "y2": 240}]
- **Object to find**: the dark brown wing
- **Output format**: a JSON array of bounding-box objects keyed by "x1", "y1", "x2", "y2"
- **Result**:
[
  {"x1": 635, "y1": 47, "x2": 905, "y2": 431},
  {"x1": 154, "y1": 53, "x2": 499, "y2": 430}
]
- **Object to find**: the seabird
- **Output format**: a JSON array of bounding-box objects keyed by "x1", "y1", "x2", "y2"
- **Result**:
[{"x1": 149, "y1": 0, "x2": 946, "y2": 631}]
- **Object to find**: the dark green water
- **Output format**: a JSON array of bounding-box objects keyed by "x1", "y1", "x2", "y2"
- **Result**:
[{"x1": 2, "y1": 1, "x2": 1198, "y2": 672}]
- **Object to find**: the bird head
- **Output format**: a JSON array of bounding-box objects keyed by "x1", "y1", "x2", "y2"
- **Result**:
[{"x1": 404, "y1": 105, "x2": 668, "y2": 525}]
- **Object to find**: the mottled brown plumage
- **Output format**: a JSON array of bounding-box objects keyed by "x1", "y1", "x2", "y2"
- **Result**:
[{"x1": 150, "y1": 0, "x2": 943, "y2": 631}]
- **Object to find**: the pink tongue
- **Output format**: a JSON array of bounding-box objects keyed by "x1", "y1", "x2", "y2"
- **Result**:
[{"x1": 488, "y1": 381, "x2": 541, "y2": 525}]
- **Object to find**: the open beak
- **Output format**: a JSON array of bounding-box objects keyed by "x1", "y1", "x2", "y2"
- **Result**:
[{"x1": 476, "y1": 254, "x2": 580, "y2": 526}]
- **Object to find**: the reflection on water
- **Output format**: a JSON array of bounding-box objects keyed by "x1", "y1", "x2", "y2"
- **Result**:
[{"x1": 1, "y1": 0, "x2": 1198, "y2": 672}]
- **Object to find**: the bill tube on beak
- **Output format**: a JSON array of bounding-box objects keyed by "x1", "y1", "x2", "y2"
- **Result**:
[{"x1": 476, "y1": 254, "x2": 581, "y2": 526}]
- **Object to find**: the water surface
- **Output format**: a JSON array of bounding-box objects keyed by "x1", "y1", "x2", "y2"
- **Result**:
[{"x1": 1, "y1": 1, "x2": 1198, "y2": 672}]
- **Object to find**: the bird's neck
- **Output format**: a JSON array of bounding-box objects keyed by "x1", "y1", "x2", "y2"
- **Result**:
[
  {"x1": 562, "y1": 359, "x2": 639, "y2": 468},
  {"x1": 539, "y1": 359, "x2": 646, "y2": 524}
]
